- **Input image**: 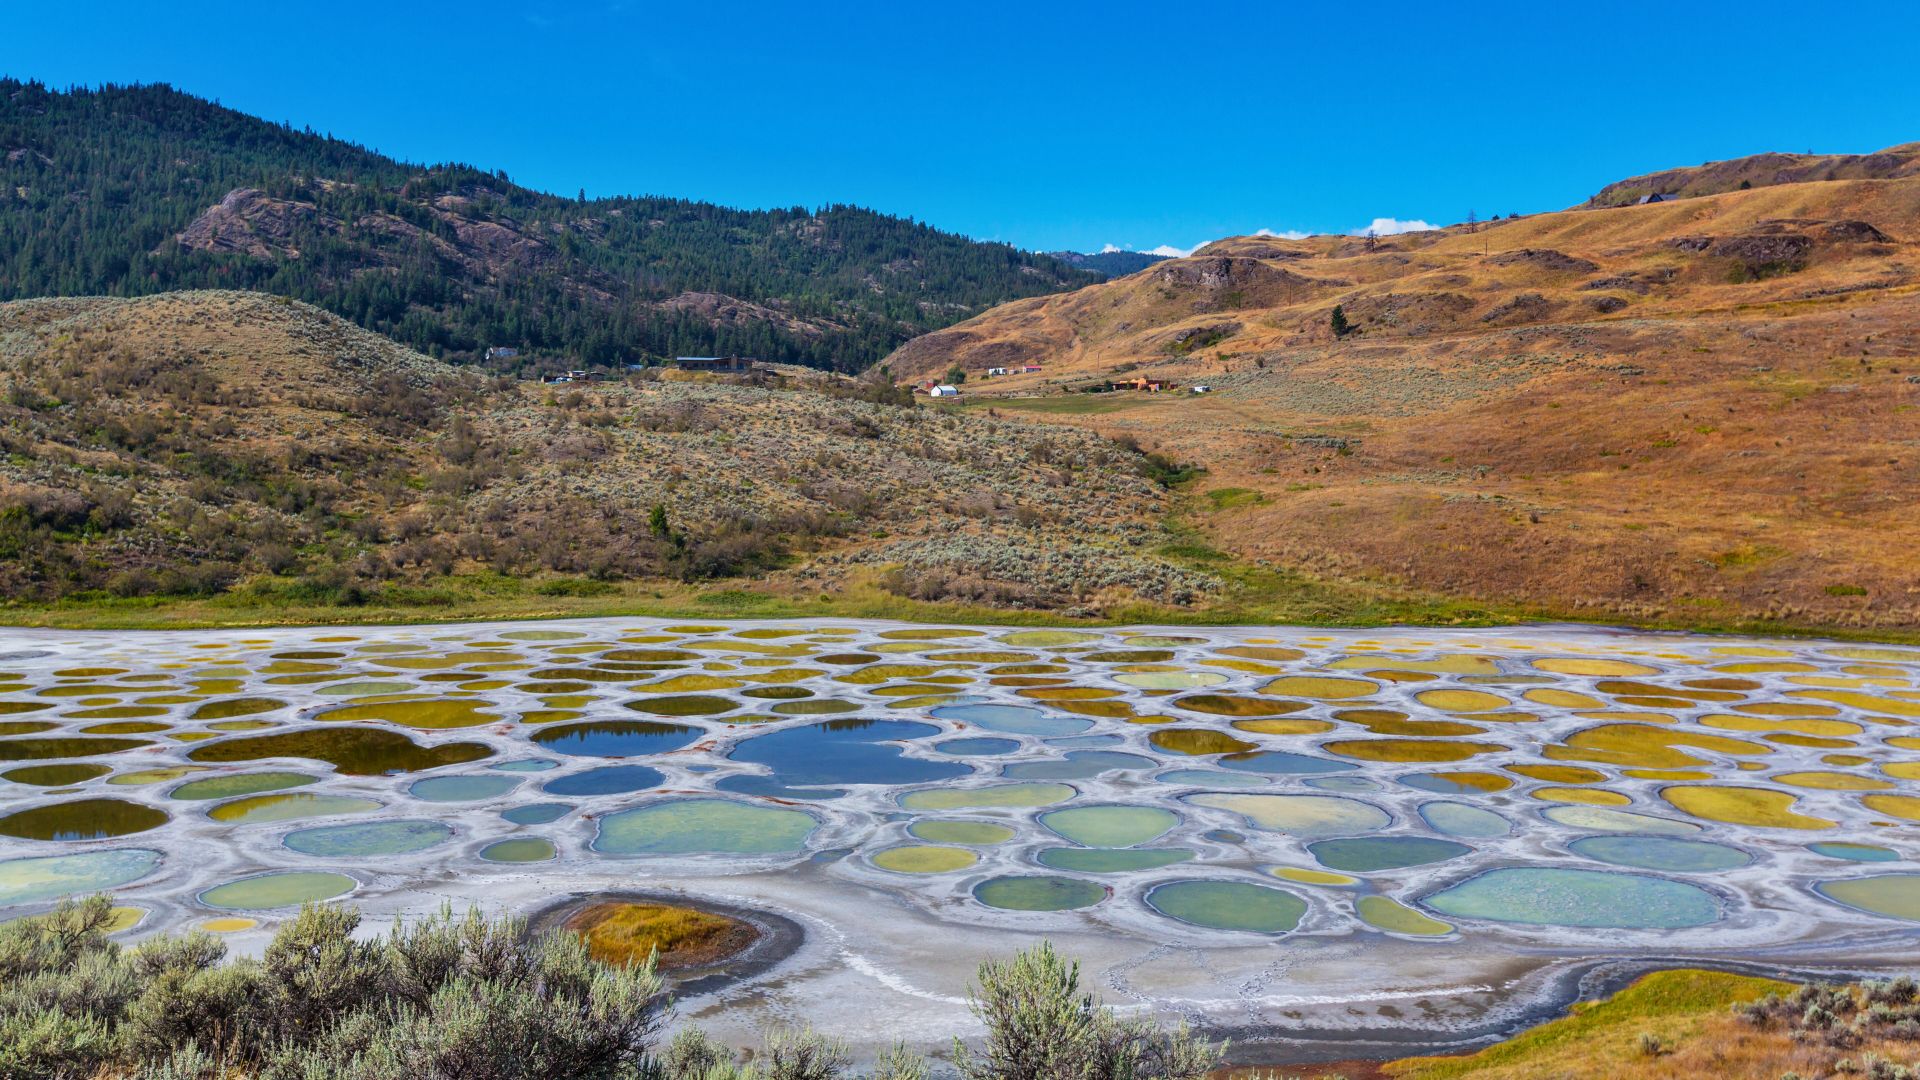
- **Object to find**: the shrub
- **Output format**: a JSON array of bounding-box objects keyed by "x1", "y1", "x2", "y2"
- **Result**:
[
  {"x1": 762, "y1": 1025, "x2": 852, "y2": 1080},
  {"x1": 0, "y1": 899, "x2": 669, "y2": 1080},
  {"x1": 954, "y1": 941, "x2": 1221, "y2": 1080},
  {"x1": 536, "y1": 578, "x2": 621, "y2": 597},
  {"x1": 1, "y1": 904, "x2": 1236, "y2": 1080},
  {"x1": 867, "y1": 1043, "x2": 930, "y2": 1080},
  {"x1": 1138, "y1": 452, "x2": 1202, "y2": 488}
]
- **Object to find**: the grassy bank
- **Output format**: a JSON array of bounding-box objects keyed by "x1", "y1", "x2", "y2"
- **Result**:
[
  {"x1": 0, "y1": 564, "x2": 1509, "y2": 632},
  {"x1": 1384, "y1": 969, "x2": 1790, "y2": 1080},
  {"x1": 3, "y1": 561, "x2": 1916, "y2": 644}
]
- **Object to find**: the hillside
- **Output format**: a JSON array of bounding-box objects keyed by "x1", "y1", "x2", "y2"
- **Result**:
[
  {"x1": 882, "y1": 149, "x2": 1920, "y2": 631},
  {"x1": 1585, "y1": 142, "x2": 1920, "y2": 206},
  {"x1": 0, "y1": 291, "x2": 1204, "y2": 616},
  {"x1": 0, "y1": 80, "x2": 1098, "y2": 373}
]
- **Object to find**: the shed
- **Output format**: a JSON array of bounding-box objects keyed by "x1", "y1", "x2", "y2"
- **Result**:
[{"x1": 928, "y1": 385, "x2": 962, "y2": 398}]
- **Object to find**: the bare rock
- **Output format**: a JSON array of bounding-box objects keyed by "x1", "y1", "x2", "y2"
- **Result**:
[
  {"x1": 1486, "y1": 248, "x2": 1599, "y2": 274},
  {"x1": 172, "y1": 188, "x2": 332, "y2": 259},
  {"x1": 1708, "y1": 233, "x2": 1814, "y2": 273},
  {"x1": 1824, "y1": 219, "x2": 1895, "y2": 244},
  {"x1": 1480, "y1": 292, "x2": 1558, "y2": 325}
]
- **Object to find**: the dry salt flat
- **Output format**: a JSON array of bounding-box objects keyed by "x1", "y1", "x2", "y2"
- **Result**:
[{"x1": 3, "y1": 617, "x2": 1919, "y2": 1057}]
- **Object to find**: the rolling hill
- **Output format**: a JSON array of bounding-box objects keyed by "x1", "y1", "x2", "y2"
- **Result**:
[
  {"x1": 1585, "y1": 142, "x2": 1920, "y2": 207},
  {"x1": 0, "y1": 80, "x2": 1099, "y2": 373},
  {"x1": 0, "y1": 291, "x2": 1202, "y2": 617},
  {"x1": 883, "y1": 148, "x2": 1920, "y2": 631}
]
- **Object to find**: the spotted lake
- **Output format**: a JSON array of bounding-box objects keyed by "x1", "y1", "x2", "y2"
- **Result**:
[{"x1": 3, "y1": 618, "x2": 1918, "y2": 1054}]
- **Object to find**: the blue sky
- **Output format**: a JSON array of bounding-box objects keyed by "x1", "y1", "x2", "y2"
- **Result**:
[{"x1": 8, "y1": 0, "x2": 1919, "y2": 254}]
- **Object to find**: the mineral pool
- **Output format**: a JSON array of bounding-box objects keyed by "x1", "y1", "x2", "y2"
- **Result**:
[{"x1": 5, "y1": 618, "x2": 1920, "y2": 1050}]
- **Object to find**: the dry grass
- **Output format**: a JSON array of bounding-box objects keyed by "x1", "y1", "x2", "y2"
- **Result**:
[
  {"x1": 564, "y1": 901, "x2": 753, "y2": 971},
  {"x1": 1382, "y1": 970, "x2": 1789, "y2": 1079},
  {"x1": 883, "y1": 171, "x2": 1920, "y2": 631},
  {"x1": 0, "y1": 290, "x2": 1201, "y2": 619}
]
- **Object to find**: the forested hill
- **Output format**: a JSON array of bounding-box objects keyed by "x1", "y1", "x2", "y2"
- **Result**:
[
  {"x1": 0, "y1": 80, "x2": 1099, "y2": 372},
  {"x1": 1047, "y1": 249, "x2": 1172, "y2": 276}
]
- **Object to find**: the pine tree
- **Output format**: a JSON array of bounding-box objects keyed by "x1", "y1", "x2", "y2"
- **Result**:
[{"x1": 0, "y1": 80, "x2": 1102, "y2": 375}]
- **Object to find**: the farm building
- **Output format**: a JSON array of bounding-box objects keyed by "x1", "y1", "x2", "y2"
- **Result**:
[{"x1": 928, "y1": 385, "x2": 962, "y2": 398}]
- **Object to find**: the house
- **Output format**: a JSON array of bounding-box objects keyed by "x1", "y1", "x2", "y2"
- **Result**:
[
  {"x1": 1190, "y1": 384, "x2": 1213, "y2": 394},
  {"x1": 1020, "y1": 365, "x2": 1043, "y2": 373},
  {"x1": 1110, "y1": 376, "x2": 1173, "y2": 393},
  {"x1": 928, "y1": 385, "x2": 962, "y2": 398},
  {"x1": 986, "y1": 367, "x2": 1009, "y2": 377},
  {"x1": 1636, "y1": 193, "x2": 1680, "y2": 205},
  {"x1": 673, "y1": 355, "x2": 757, "y2": 373},
  {"x1": 485, "y1": 346, "x2": 520, "y2": 361}
]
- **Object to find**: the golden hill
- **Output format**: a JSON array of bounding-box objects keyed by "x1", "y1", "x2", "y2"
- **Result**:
[
  {"x1": 0, "y1": 291, "x2": 1200, "y2": 618},
  {"x1": 1584, "y1": 141, "x2": 1920, "y2": 207},
  {"x1": 882, "y1": 154, "x2": 1920, "y2": 631}
]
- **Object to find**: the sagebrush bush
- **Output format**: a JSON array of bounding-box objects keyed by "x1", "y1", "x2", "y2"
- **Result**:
[
  {"x1": 0, "y1": 902, "x2": 1219, "y2": 1080},
  {"x1": 0, "y1": 898, "x2": 668, "y2": 1080},
  {"x1": 954, "y1": 940, "x2": 1220, "y2": 1080}
]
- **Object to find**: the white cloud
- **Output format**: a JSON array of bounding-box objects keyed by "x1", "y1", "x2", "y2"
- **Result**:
[
  {"x1": 1351, "y1": 217, "x2": 1437, "y2": 237},
  {"x1": 1098, "y1": 243, "x2": 1124, "y2": 254},
  {"x1": 1112, "y1": 217, "x2": 1433, "y2": 259}
]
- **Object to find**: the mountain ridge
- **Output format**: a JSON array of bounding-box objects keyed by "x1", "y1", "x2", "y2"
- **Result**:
[
  {"x1": 1583, "y1": 142, "x2": 1920, "y2": 207},
  {"x1": 1046, "y1": 249, "x2": 1172, "y2": 276},
  {"x1": 0, "y1": 79, "x2": 1099, "y2": 372}
]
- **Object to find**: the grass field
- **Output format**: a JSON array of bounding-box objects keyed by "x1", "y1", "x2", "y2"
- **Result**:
[
  {"x1": 880, "y1": 173, "x2": 1920, "y2": 637},
  {"x1": 6, "y1": 560, "x2": 1916, "y2": 645},
  {"x1": 952, "y1": 393, "x2": 1164, "y2": 416},
  {"x1": 1384, "y1": 970, "x2": 1791, "y2": 1080}
]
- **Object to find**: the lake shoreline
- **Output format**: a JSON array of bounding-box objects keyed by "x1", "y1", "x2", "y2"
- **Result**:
[{"x1": 4, "y1": 573, "x2": 1914, "y2": 645}]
